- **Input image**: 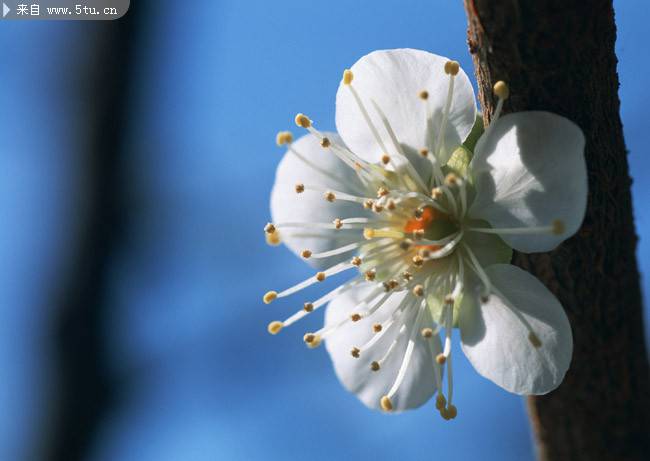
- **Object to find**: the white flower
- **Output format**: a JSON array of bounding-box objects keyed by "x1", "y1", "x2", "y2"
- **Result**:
[{"x1": 263, "y1": 49, "x2": 587, "y2": 419}]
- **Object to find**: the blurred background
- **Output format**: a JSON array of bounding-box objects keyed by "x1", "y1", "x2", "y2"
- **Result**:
[{"x1": 0, "y1": 1, "x2": 648, "y2": 460}]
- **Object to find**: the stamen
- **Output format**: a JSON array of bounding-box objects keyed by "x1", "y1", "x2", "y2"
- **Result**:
[
  {"x1": 295, "y1": 183, "x2": 305, "y2": 193},
  {"x1": 275, "y1": 131, "x2": 293, "y2": 146},
  {"x1": 381, "y1": 154, "x2": 391, "y2": 165},
  {"x1": 466, "y1": 220, "x2": 566, "y2": 236},
  {"x1": 342, "y1": 69, "x2": 354, "y2": 85},
  {"x1": 272, "y1": 262, "x2": 354, "y2": 299},
  {"x1": 418, "y1": 90, "x2": 429, "y2": 100},
  {"x1": 380, "y1": 396, "x2": 393, "y2": 412},
  {"x1": 303, "y1": 332, "x2": 322, "y2": 348},
  {"x1": 294, "y1": 113, "x2": 312, "y2": 128},
  {"x1": 301, "y1": 250, "x2": 312, "y2": 259},
  {"x1": 267, "y1": 321, "x2": 283, "y2": 335},
  {"x1": 264, "y1": 223, "x2": 276, "y2": 234},
  {"x1": 263, "y1": 291, "x2": 278, "y2": 304},
  {"x1": 320, "y1": 137, "x2": 331, "y2": 148},
  {"x1": 266, "y1": 232, "x2": 281, "y2": 246}
]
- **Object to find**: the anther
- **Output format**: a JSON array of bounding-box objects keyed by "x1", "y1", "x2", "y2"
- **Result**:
[
  {"x1": 446, "y1": 404, "x2": 458, "y2": 419},
  {"x1": 301, "y1": 250, "x2": 312, "y2": 259},
  {"x1": 444, "y1": 60, "x2": 460, "y2": 76},
  {"x1": 412, "y1": 229, "x2": 425, "y2": 240},
  {"x1": 481, "y1": 294, "x2": 490, "y2": 304},
  {"x1": 324, "y1": 191, "x2": 336, "y2": 202},
  {"x1": 436, "y1": 353, "x2": 447, "y2": 365},
  {"x1": 316, "y1": 272, "x2": 326, "y2": 282},
  {"x1": 295, "y1": 183, "x2": 305, "y2": 193},
  {"x1": 431, "y1": 187, "x2": 443, "y2": 199},
  {"x1": 294, "y1": 113, "x2": 312, "y2": 128},
  {"x1": 372, "y1": 203, "x2": 384, "y2": 213},
  {"x1": 552, "y1": 219, "x2": 565, "y2": 235},
  {"x1": 263, "y1": 291, "x2": 278, "y2": 304},
  {"x1": 266, "y1": 232, "x2": 281, "y2": 246},
  {"x1": 493, "y1": 81, "x2": 510, "y2": 100},
  {"x1": 333, "y1": 218, "x2": 343, "y2": 229},
  {"x1": 412, "y1": 255, "x2": 424, "y2": 267},
  {"x1": 377, "y1": 187, "x2": 389, "y2": 197},
  {"x1": 412, "y1": 284, "x2": 424, "y2": 297},
  {"x1": 364, "y1": 269, "x2": 376, "y2": 281},
  {"x1": 371, "y1": 361, "x2": 381, "y2": 372},
  {"x1": 382, "y1": 281, "x2": 392, "y2": 292},
  {"x1": 445, "y1": 173, "x2": 459, "y2": 186},
  {"x1": 350, "y1": 313, "x2": 362, "y2": 322},
  {"x1": 529, "y1": 332, "x2": 543, "y2": 348},
  {"x1": 381, "y1": 154, "x2": 391, "y2": 165},
  {"x1": 303, "y1": 302, "x2": 314, "y2": 312},
  {"x1": 264, "y1": 223, "x2": 276, "y2": 234},
  {"x1": 419, "y1": 90, "x2": 429, "y2": 100},
  {"x1": 401, "y1": 271, "x2": 413, "y2": 281},
  {"x1": 351, "y1": 347, "x2": 360, "y2": 358},
  {"x1": 388, "y1": 279, "x2": 399, "y2": 289},
  {"x1": 380, "y1": 396, "x2": 393, "y2": 411},
  {"x1": 303, "y1": 333, "x2": 322, "y2": 349},
  {"x1": 418, "y1": 248, "x2": 431, "y2": 259},
  {"x1": 267, "y1": 321, "x2": 283, "y2": 335},
  {"x1": 419, "y1": 148, "x2": 429, "y2": 157},
  {"x1": 387, "y1": 200, "x2": 396, "y2": 210},
  {"x1": 373, "y1": 323, "x2": 383, "y2": 333},
  {"x1": 275, "y1": 131, "x2": 293, "y2": 146},
  {"x1": 351, "y1": 256, "x2": 362, "y2": 266},
  {"x1": 421, "y1": 328, "x2": 433, "y2": 338},
  {"x1": 320, "y1": 137, "x2": 331, "y2": 148},
  {"x1": 363, "y1": 199, "x2": 374, "y2": 209},
  {"x1": 342, "y1": 69, "x2": 354, "y2": 85},
  {"x1": 363, "y1": 228, "x2": 375, "y2": 240},
  {"x1": 414, "y1": 208, "x2": 424, "y2": 219}
]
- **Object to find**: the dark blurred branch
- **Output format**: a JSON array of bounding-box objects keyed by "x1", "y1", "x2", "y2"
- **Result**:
[
  {"x1": 463, "y1": 1, "x2": 649, "y2": 460},
  {"x1": 46, "y1": 8, "x2": 143, "y2": 461}
]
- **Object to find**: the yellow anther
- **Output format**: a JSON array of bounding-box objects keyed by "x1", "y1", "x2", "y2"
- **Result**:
[
  {"x1": 412, "y1": 229, "x2": 425, "y2": 240},
  {"x1": 303, "y1": 332, "x2": 317, "y2": 344},
  {"x1": 382, "y1": 281, "x2": 392, "y2": 292},
  {"x1": 389, "y1": 279, "x2": 399, "y2": 289},
  {"x1": 264, "y1": 223, "x2": 276, "y2": 234},
  {"x1": 381, "y1": 154, "x2": 391, "y2": 165},
  {"x1": 350, "y1": 313, "x2": 362, "y2": 322},
  {"x1": 445, "y1": 173, "x2": 459, "y2": 186},
  {"x1": 301, "y1": 250, "x2": 312, "y2": 259},
  {"x1": 351, "y1": 256, "x2": 362, "y2": 266},
  {"x1": 444, "y1": 60, "x2": 460, "y2": 76},
  {"x1": 436, "y1": 353, "x2": 447, "y2": 365},
  {"x1": 380, "y1": 396, "x2": 393, "y2": 412},
  {"x1": 435, "y1": 394, "x2": 446, "y2": 410},
  {"x1": 414, "y1": 208, "x2": 424, "y2": 219},
  {"x1": 320, "y1": 137, "x2": 331, "y2": 148},
  {"x1": 421, "y1": 327, "x2": 433, "y2": 338},
  {"x1": 387, "y1": 200, "x2": 396, "y2": 211},
  {"x1": 493, "y1": 80, "x2": 510, "y2": 100},
  {"x1": 295, "y1": 183, "x2": 305, "y2": 193},
  {"x1": 401, "y1": 271, "x2": 413, "y2": 281},
  {"x1": 267, "y1": 320, "x2": 283, "y2": 335},
  {"x1": 529, "y1": 332, "x2": 543, "y2": 348},
  {"x1": 431, "y1": 187, "x2": 443, "y2": 199},
  {"x1": 400, "y1": 240, "x2": 413, "y2": 251},
  {"x1": 363, "y1": 228, "x2": 375, "y2": 240},
  {"x1": 324, "y1": 191, "x2": 336, "y2": 202},
  {"x1": 377, "y1": 187, "x2": 389, "y2": 197},
  {"x1": 419, "y1": 90, "x2": 429, "y2": 100},
  {"x1": 419, "y1": 148, "x2": 429, "y2": 157},
  {"x1": 412, "y1": 255, "x2": 424, "y2": 267},
  {"x1": 303, "y1": 302, "x2": 314, "y2": 312},
  {"x1": 342, "y1": 69, "x2": 354, "y2": 85},
  {"x1": 333, "y1": 218, "x2": 343, "y2": 229},
  {"x1": 363, "y1": 199, "x2": 374, "y2": 209},
  {"x1": 316, "y1": 272, "x2": 326, "y2": 282},
  {"x1": 412, "y1": 284, "x2": 424, "y2": 297},
  {"x1": 364, "y1": 269, "x2": 376, "y2": 281},
  {"x1": 373, "y1": 323, "x2": 383, "y2": 333},
  {"x1": 371, "y1": 361, "x2": 381, "y2": 372},
  {"x1": 263, "y1": 291, "x2": 278, "y2": 304},
  {"x1": 444, "y1": 294, "x2": 455, "y2": 305},
  {"x1": 351, "y1": 347, "x2": 360, "y2": 358},
  {"x1": 372, "y1": 203, "x2": 384, "y2": 213},
  {"x1": 294, "y1": 113, "x2": 311, "y2": 128},
  {"x1": 552, "y1": 219, "x2": 565, "y2": 235},
  {"x1": 266, "y1": 232, "x2": 281, "y2": 246},
  {"x1": 275, "y1": 131, "x2": 293, "y2": 146},
  {"x1": 446, "y1": 404, "x2": 458, "y2": 419},
  {"x1": 303, "y1": 333, "x2": 322, "y2": 349}
]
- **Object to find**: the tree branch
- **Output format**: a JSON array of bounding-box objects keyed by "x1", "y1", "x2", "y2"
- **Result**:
[{"x1": 463, "y1": 1, "x2": 650, "y2": 460}]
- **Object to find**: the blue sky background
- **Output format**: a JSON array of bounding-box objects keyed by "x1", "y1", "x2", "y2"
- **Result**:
[{"x1": 0, "y1": 1, "x2": 648, "y2": 460}]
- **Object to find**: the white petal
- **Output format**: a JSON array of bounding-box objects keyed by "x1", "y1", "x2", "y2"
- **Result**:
[
  {"x1": 270, "y1": 133, "x2": 370, "y2": 269},
  {"x1": 468, "y1": 111, "x2": 587, "y2": 252},
  {"x1": 459, "y1": 264, "x2": 573, "y2": 395},
  {"x1": 324, "y1": 285, "x2": 440, "y2": 412},
  {"x1": 335, "y1": 49, "x2": 476, "y2": 167}
]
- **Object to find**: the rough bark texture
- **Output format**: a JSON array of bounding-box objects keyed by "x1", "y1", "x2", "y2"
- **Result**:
[{"x1": 464, "y1": 1, "x2": 649, "y2": 460}]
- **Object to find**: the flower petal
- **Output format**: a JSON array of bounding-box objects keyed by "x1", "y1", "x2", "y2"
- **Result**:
[
  {"x1": 468, "y1": 111, "x2": 587, "y2": 253},
  {"x1": 335, "y1": 49, "x2": 476, "y2": 167},
  {"x1": 459, "y1": 264, "x2": 573, "y2": 395},
  {"x1": 324, "y1": 284, "x2": 440, "y2": 412},
  {"x1": 270, "y1": 133, "x2": 369, "y2": 269}
]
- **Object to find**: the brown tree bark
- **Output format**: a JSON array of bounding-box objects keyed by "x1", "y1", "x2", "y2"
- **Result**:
[{"x1": 463, "y1": 1, "x2": 649, "y2": 460}]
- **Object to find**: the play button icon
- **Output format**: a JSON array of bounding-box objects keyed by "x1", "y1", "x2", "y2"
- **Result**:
[{"x1": 2, "y1": 3, "x2": 9, "y2": 18}]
